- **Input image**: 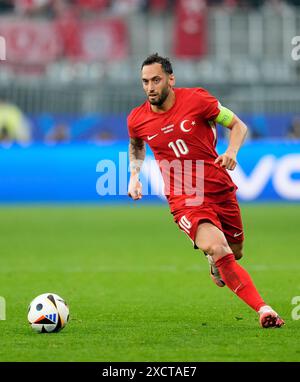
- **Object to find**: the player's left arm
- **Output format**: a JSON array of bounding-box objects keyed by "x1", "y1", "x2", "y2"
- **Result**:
[{"x1": 214, "y1": 106, "x2": 248, "y2": 171}]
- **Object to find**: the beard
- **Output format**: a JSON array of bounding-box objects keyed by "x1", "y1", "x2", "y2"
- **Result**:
[{"x1": 148, "y1": 87, "x2": 170, "y2": 106}]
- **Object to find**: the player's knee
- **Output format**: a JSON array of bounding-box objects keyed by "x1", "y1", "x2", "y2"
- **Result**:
[{"x1": 202, "y1": 243, "x2": 230, "y2": 259}]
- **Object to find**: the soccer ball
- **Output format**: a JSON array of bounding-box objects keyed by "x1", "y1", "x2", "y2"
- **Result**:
[{"x1": 28, "y1": 293, "x2": 69, "y2": 333}]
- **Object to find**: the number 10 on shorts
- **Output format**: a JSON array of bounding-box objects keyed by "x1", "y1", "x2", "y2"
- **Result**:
[{"x1": 179, "y1": 215, "x2": 192, "y2": 234}]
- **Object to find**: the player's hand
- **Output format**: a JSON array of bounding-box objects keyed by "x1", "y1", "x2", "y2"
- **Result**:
[
  {"x1": 214, "y1": 149, "x2": 237, "y2": 171},
  {"x1": 128, "y1": 175, "x2": 142, "y2": 200}
]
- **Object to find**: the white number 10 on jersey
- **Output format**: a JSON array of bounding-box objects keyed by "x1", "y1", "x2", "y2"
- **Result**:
[{"x1": 168, "y1": 139, "x2": 189, "y2": 158}]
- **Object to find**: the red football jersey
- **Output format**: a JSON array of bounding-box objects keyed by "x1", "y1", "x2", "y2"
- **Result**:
[{"x1": 127, "y1": 87, "x2": 237, "y2": 213}]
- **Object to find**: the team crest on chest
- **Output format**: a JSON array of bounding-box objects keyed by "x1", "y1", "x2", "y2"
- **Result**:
[
  {"x1": 160, "y1": 120, "x2": 196, "y2": 135},
  {"x1": 180, "y1": 120, "x2": 196, "y2": 133}
]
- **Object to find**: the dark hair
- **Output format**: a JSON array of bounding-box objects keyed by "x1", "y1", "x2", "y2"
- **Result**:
[{"x1": 141, "y1": 53, "x2": 173, "y2": 74}]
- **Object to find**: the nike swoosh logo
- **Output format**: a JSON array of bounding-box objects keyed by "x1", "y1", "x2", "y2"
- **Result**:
[
  {"x1": 147, "y1": 134, "x2": 159, "y2": 141},
  {"x1": 234, "y1": 232, "x2": 243, "y2": 237},
  {"x1": 233, "y1": 284, "x2": 242, "y2": 293}
]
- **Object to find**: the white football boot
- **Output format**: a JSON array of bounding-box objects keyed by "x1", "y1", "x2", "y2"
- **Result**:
[
  {"x1": 258, "y1": 305, "x2": 285, "y2": 328},
  {"x1": 205, "y1": 253, "x2": 225, "y2": 288}
]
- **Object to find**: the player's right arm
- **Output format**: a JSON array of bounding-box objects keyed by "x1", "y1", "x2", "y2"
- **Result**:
[{"x1": 128, "y1": 137, "x2": 145, "y2": 200}]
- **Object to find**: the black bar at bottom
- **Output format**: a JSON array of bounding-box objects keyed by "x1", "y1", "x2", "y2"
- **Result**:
[{"x1": 0, "y1": 362, "x2": 298, "y2": 378}]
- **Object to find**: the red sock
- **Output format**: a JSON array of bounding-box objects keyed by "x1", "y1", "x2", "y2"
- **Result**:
[{"x1": 215, "y1": 253, "x2": 266, "y2": 312}]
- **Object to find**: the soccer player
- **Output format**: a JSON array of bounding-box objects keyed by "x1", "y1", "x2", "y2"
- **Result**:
[{"x1": 127, "y1": 53, "x2": 284, "y2": 328}]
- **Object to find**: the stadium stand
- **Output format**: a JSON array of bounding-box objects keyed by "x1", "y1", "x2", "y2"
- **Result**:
[{"x1": 0, "y1": 0, "x2": 299, "y2": 141}]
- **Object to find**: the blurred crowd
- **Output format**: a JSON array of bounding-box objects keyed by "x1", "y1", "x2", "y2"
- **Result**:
[
  {"x1": 0, "y1": 0, "x2": 299, "y2": 145},
  {"x1": 0, "y1": 0, "x2": 300, "y2": 17},
  {"x1": 1, "y1": 97, "x2": 300, "y2": 145}
]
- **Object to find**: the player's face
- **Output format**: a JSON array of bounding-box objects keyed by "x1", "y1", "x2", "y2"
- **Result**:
[{"x1": 141, "y1": 63, "x2": 174, "y2": 106}]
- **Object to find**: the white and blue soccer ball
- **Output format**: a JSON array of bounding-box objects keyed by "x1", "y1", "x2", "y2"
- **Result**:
[{"x1": 28, "y1": 293, "x2": 70, "y2": 333}]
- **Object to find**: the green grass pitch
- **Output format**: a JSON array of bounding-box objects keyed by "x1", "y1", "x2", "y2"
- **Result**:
[{"x1": 0, "y1": 203, "x2": 299, "y2": 362}]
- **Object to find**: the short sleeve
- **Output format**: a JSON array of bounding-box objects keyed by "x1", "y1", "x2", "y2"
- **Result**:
[
  {"x1": 195, "y1": 88, "x2": 221, "y2": 121},
  {"x1": 127, "y1": 113, "x2": 138, "y2": 139}
]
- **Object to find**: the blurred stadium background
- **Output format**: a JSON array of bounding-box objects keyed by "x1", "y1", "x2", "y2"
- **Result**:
[
  {"x1": 0, "y1": 0, "x2": 300, "y2": 362},
  {"x1": 0, "y1": 0, "x2": 299, "y2": 202}
]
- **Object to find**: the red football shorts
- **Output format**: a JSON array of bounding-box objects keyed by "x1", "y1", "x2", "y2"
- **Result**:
[{"x1": 172, "y1": 197, "x2": 244, "y2": 249}]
